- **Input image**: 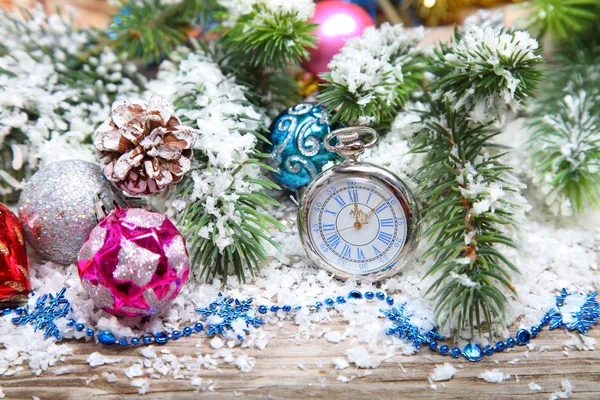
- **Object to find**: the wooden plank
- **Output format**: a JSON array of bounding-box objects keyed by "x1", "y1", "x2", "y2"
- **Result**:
[{"x1": 0, "y1": 319, "x2": 598, "y2": 399}]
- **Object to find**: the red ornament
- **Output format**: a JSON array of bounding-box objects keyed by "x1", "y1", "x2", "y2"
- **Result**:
[
  {"x1": 0, "y1": 203, "x2": 31, "y2": 301},
  {"x1": 302, "y1": 1, "x2": 376, "y2": 78}
]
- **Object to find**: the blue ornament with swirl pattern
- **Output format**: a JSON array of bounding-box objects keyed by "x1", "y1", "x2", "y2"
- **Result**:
[{"x1": 267, "y1": 103, "x2": 339, "y2": 190}]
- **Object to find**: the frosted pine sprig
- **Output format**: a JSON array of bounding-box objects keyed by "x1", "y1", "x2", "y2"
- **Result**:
[
  {"x1": 431, "y1": 26, "x2": 542, "y2": 124},
  {"x1": 151, "y1": 47, "x2": 284, "y2": 282},
  {"x1": 319, "y1": 23, "x2": 426, "y2": 125},
  {"x1": 529, "y1": 91, "x2": 600, "y2": 215}
]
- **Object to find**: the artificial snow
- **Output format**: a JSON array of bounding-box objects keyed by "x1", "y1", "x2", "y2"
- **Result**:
[
  {"x1": 86, "y1": 352, "x2": 122, "y2": 367},
  {"x1": 528, "y1": 381, "x2": 542, "y2": 391},
  {"x1": 478, "y1": 370, "x2": 511, "y2": 383},
  {"x1": 235, "y1": 354, "x2": 255, "y2": 373},
  {"x1": 430, "y1": 363, "x2": 457, "y2": 382}
]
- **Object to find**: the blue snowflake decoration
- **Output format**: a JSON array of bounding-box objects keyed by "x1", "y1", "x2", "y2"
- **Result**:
[
  {"x1": 12, "y1": 288, "x2": 70, "y2": 340},
  {"x1": 544, "y1": 289, "x2": 599, "y2": 334},
  {"x1": 380, "y1": 304, "x2": 444, "y2": 350},
  {"x1": 196, "y1": 293, "x2": 264, "y2": 341}
]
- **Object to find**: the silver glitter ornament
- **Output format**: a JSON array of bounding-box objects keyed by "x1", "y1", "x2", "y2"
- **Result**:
[{"x1": 18, "y1": 160, "x2": 119, "y2": 265}]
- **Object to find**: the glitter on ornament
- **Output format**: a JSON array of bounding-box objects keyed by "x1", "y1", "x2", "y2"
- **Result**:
[
  {"x1": 546, "y1": 289, "x2": 600, "y2": 334},
  {"x1": 0, "y1": 202, "x2": 31, "y2": 301},
  {"x1": 12, "y1": 288, "x2": 70, "y2": 340},
  {"x1": 17, "y1": 160, "x2": 119, "y2": 265},
  {"x1": 302, "y1": 0, "x2": 375, "y2": 77},
  {"x1": 267, "y1": 103, "x2": 339, "y2": 190},
  {"x1": 196, "y1": 293, "x2": 264, "y2": 341},
  {"x1": 380, "y1": 303, "x2": 444, "y2": 350},
  {"x1": 77, "y1": 208, "x2": 190, "y2": 317}
]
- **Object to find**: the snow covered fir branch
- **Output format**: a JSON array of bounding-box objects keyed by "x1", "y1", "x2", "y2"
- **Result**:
[
  {"x1": 0, "y1": 6, "x2": 144, "y2": 201},
  {"x1": 151, "y1": 47, "x2": 285, "y2": 282},
  {"x1": 413, "y1": 26, "x2": 542, "y2": 339},
  {"x1": 319, "y1": 23, "x2": 427, "y2": 126}
]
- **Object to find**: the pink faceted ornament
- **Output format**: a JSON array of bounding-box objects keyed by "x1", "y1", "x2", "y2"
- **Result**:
[
  {"x1": 303, "y1": 1, "x2": 376, "y2": 78},
  {"x1": 77, "y1": 208, "x2": 190, "y2": 317}
]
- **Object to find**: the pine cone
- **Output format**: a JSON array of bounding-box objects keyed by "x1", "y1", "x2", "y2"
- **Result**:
[{"x1": 94, "y1": 94, "x2": 197, "y2": 196}]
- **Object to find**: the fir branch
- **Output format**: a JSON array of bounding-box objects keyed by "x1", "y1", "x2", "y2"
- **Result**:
[
  {"x1": 528, "y1": 91, "x2": 600, "y2": 215},
  {"x1": 520, "y1": 0, "x2": 600, "y2": 43},
  {"x1": 414, "y1": 27, "x2": 542, "y2": 340},
  {"x1": 155, "y1": 49, "x2": 284, "y2": 283},
  {"x1": 319, "y1": 23, "x2": 427, "y2": 125},
  {"x1": 219, "y1": 2, "x2": 317, "y2": 69}
]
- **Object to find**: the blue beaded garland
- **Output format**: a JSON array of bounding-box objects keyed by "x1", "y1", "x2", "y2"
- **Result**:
[
  {"x1": 283, "y1": 305, "x2": 292, "y2": 312},
  {"x1": 258, "y1": 305, "x2": 268, "y2": 314},
  {"x1": 86, "y1": 328, "x2": 94, "y2": 337},
  {"x1": 119, "y1": 338, "x2": 128, "y2": 346},
  {"x1": 439, "y1": 345, "x2": 450, "y2": 355},
  {"x1": 376, "y1": 292, "x2": 385, "y2": 301},
  {"x1": 3, "y1": 308, "x2": 10, "y2": 315},
  {"x1": 451, "y1": 347, "x2": 462, "y2": 358},
  {"x1": 131, "y1": 337, "x2": 140, "y2": 345},
  {"x1": 428, "y1": 340, "x2": 438, "y2": 351},
  {"x1": 67, "y1": 319, "x2": 76, "y2": 327},
  {"x1": 315, "y1": 301, "x2": 323, "y2": 309},
  {"x1": 325, "y1": 298, "x2": 334, "y2": 307},
  {"x1": 515, "y1": 329, "x2": 532, "y2": 345},
  {"x1": 348, "y1": 290, "x2": 363, "y2": 299},
  {"x1": 154, "y1": 332, "x2": 169, "y2": 345},
  {"x1": 495, "y1": 341, "x2": 505, "y2": 352},
  {"x1": 270, "y1": 305, "x2": 280, "y2": 313},
  {"x1": 15, "y1": 307, "x2": 22, "y2": 315},
  {"x1": 506, "y1": 338, "x2": 516, "y2": 348},
  {"x1": 484, "y1": 345, "x2": 495, "y2": 356},
  {"x1": 385, "y1": 296, "x2": 394, "y2": 306},
  {"x1": 194, "y1": 322, "x2": 204, "y2": 332},
  {"x1": 143, "y1": 336, "x2": 153, "y2": 345},
  {"x1": 183, "y1": 327, "x2": 193, "y2": 336},
  {"x1": 266, "y1": 103, "x2": 339, "y2": 190},
  {"x1": 97, "y1": 331, "x2": 116, "y2": 346},
  {"x1": 75, "y1": 323, "x2": 84, "y2": 332},
  {"x1": 531, "y1": 326, "x2": 539, "y2": 336},
  {"x1": 172, "y1": 330, "x2": 181, "y2": 340},
  {"x1": 365, "y1": 292, "x2": 374, "y2": 300},
  {"x1": 462, "y1": 343, "x2": 484, "y2": 362},
  {"x1": 336, "y1": 296, "x2": 346, "y2": 304}
]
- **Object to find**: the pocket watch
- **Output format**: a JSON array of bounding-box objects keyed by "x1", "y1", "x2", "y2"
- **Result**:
[{"x1": 297, "y1": 127, "x2": 420, "y2": 282}]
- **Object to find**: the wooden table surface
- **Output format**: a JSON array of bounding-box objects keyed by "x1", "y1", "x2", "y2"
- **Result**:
[
  {"x1": 0, "y1": 318, "x2": 598, "y2": 399},
  {"x1": 1, "y1": 1, "x2": 598, "y2": 399}
]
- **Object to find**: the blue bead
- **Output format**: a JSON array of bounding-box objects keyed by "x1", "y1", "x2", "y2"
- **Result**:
[
  {"x1": 386, "y1": 296, "x2": 394, "y2": 306},
  {"x1": 462, "y1": 343, "x2": 484, "y2": 361},
  {"x1": 194, "y1": 322, "x2": 204, "y2": 332},
  {"x1": 97, "y1": 331, "x2": 116, "y2": 346},
  {"x1": 183, "y1": 327, "x2": 192, "y2": 336},
  {"x1": 515, "y1": 329, "x2": 531, "y2": 345},
  {"x1": 365, "y1": 292, "x2": 374, "y2": 300},
  {"x1": 67, "y1": 318, "x2": 76, "y2": 327},
  {"x1": 439, "y1": 345, "x2": 450, "y2": 355},
  {"x1": 258, "y1": 305, "x2": 268, "y2": 314},
  {"x1": 283, "y1": 305, "x2": 292, "y2": 312},
  {"x1": 131, "y1": 337, "x2": 140, "y2": 345},
  {"x1": 376, "y1": 292, "x2": 385, "y2": 301},
  {"x1": 506, "y1": 338, "x2": 516, "y2": 348},
  {"x1": 531, "y1": 326, "x2": 539, "y2": 336},
  {"x1": 495, "y1": 341, "x2": 505, "y2": 352},
  {"x1": 86, "y1": 328, "x2": 94, "y2": 337},
  {"x1": 14, "y1": 307, "x2": 22, "y2": 315},
  {"x1": 270, "y1": 305, "x2": 280, "y2": 312},
  {"x1": 325, "y1": 298, "x2": 334, "y2": 307},
  {"x1": 266, "y1": 103, "x2": 339, "y2": 190},
  {"x1": 451, "y1": 347, "x2": 462, "y2": 358},
  {"x1": 428, "y1": 340, "x2": 438, "y2": 351},
  {"x1": 172, "y1": 330, "x2": 181, "y2": 340},
  {"x1": 119, "y1": 338, "x2": 128, "y2": 346},
  {"x1": 348, "y1": 290, "x2": 363, "y2": 299},
  {"x1": 336, "y1": 296, "x2": 346, "y2": 304},
  {"x1": 315, "y1": 301, "x2": 323, "y2": 309},
  {"x1": 3, "y1": 308, "x2": 10, "y2": 315},
  {"x1": 75, "y1": 323, "x2": 84, "y2": 332},
  {"x1": 484, "y1": 345, "x2": 494, "y2": 356},
  {"x1": 154, "y1": 332, "x2": 169, "y2": 345},
  {"x1": 143, "y1": 336, "x2": 153, "y2": 345}
]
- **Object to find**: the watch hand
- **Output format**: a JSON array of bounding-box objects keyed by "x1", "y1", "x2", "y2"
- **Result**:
[
  {"x1": 334, "y1": 221, "x2": 370, "y2": 234},
  {"x1": 366, "y1": 200, "x2": 385, "y2": 220},
  {"x1": 353, "y1": 202, "x2": 362, "y2": 228}
]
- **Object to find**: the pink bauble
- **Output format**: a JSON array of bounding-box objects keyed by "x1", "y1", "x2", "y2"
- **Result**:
[
  {"x1": 303, "y1": 1, "x2": 376, "y2": 77},
  {"x1": 77, "y1": 208, "x2": 190, "y2": 317}
]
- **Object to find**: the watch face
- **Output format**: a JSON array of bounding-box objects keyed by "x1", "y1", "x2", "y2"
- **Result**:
[{"x1": 306, "y1": 175, "x2": 409, "y2": 275}]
